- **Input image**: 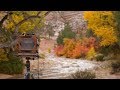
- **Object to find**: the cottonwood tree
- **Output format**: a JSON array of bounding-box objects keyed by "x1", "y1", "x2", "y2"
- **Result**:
[
  {"x1": 83, "y1": 11, "x2": 117, "y2": 46},
  {"x1": 0, "y1": 11, "x2": 51, "y2": 48}
]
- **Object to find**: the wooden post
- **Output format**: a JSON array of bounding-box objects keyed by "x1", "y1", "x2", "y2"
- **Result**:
[{"x1": 25, "y1": 58, "x2": 30, "y2": 79}]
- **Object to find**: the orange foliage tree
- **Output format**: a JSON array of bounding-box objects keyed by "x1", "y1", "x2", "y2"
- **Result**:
[
  {"x1": 63, "y1": 38, "x2": 75, "y2": 58},
  {"x1": 54, "y1": 37, "x2": 98, "y2": 59},
  {"x1": 72, "y1": 41, "x2": 82, "y2": 58}
]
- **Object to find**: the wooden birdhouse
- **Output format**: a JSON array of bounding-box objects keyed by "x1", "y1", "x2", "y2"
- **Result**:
[{"x1": 15, "y1": 33, "x2": 39, "y2": 59}]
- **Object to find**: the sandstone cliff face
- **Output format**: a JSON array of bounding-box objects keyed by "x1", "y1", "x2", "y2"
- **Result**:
[{"x1": 45, "y1": 11, "x2": 87, "y2": 39}]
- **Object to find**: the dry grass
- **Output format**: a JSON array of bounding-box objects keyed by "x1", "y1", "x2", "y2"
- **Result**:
[{"x1": 93, "y1": 60, "x2": 120, "y2": 79}]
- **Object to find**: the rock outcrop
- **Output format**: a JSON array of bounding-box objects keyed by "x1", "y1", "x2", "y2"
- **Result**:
[{"x1": 45, "y1": 11, "x2": 87, "y2": 40}]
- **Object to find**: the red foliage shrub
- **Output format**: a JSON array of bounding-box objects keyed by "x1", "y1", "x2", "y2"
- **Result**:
[
  {"x1": 72, "y1": 42, "x2": 82, "y2": 58},
  {"x1": 63, "y1": 38, "x2": 75, "y2": 58},
  {"x1": 54, "y1": 45, "x2": 64, "y2": 56},
  {"x1": 55, "y1": 37, "x2": 99, "y2": 59}
]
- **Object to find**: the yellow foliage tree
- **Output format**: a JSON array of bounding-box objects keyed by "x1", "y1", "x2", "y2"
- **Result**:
[
  {"x1": 86, "y1": 47, "x2": 96, "y2": 60},
  {"x1": 3, "y1": 11, "x2": 47, "y2": 33},
  {"x1": 5, "y1": 13, "x2": 24, "y2": 30},
  {"x1": 83, "y1": 11, "x2": 117, "y2": 46},
  {"x1": 19, "y1": 21, "x2": 35, "y2": 32}
]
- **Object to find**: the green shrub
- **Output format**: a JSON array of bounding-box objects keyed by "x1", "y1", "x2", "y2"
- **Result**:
[
  {"x1": 111, "y1": 60, "x2": 120, "y2": 74},
  {"x1": 86, "y1": 29, "x2": 94, "y2": 38},
  {"x1": 0, "y1": 59, "x2": 24, "y2": 74},
  {"x1": 57, "y1": 23, "x2": 76, "y2": 45},
  {"x1": 99, "y1": 44, "x2": 120, "y2": 57},
  {"x1": 57, "y1": 35, "x2": 63, "y2": 45},
  {"x1": 95, "y1": 53, "x2": 104, "y2": 61},
  {"x1": 70, "y1": 70, "x2": 96, "y2": 79},
  {"x1": 0, "y1": 52, "x2": 24, "y2": 74},
  {"x1": 103, "y1": 55, "x2": 113, "y2": 60}
]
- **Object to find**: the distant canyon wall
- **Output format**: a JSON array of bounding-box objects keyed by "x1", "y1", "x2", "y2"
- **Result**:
[{"x1": 45, "y1": 11, "x2": 87, "y2": 40}]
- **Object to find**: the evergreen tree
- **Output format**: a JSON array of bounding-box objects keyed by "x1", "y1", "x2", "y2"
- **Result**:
[{"x1": 57, "y1": 23, "x2": 76, "y2": 45}]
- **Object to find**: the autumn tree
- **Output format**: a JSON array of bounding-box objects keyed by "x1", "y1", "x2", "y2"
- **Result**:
[
  {"x1": 106, "y1": 11, "x2": 120, "y2": 55},
  {"x1": 0, "y1": 11, "x2": 51, "y2": 48},
  {"x1": 0, "y1": 11, "x2": 51, "y2": 63},
  {"x1": 3, "y1": 11, "x2": 49, "y2": 33},
  {"x1": 83, "y1": 11, "x2": 117, "y2": 46}
]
